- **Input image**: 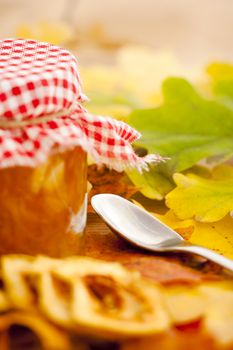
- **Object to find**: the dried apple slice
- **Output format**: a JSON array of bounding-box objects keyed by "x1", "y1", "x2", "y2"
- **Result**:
[
  {"x1": 163, "y1": 285, "x2": 205, "y2": 324},
  {"x1": 0, "y1": 271, "x2": 11, "y2": 313},
  {"x1": 1, "y1": 255, "x2": 170, "y2": 340},
  {"x1": 37, "y1": 271, "x2": 72, "y2": 327},
  {"x1": 0, "y1": 312, "x2": 71, "y2": 350},
  {"x1": 55, "y1": 257, "x2": 170, "y2": 339},
  {"x1": 1, "y1": 255, "x2": 37, "y2": 310},
  {"x1": 199, "y1": 282, "x2": 233, "y2": 346},
  {"x1": 0, "y1": 291, "x2": 11, "y2": 313},
  {"x1": 28, "y1": 256, "x2": 73, "y2": 328}
]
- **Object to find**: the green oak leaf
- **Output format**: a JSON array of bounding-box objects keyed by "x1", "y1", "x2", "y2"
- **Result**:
[
  {"x1": 127, "y1": 77, "x2": 233, "y2": 199},
  {"x1": 129, "y1": 78, "x2": 233, "y2": 176},
  {"x1": 126, "y1": 165, "x2": 174, "y2": 200}
]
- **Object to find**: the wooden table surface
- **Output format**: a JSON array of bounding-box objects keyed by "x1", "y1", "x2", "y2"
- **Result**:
[
  {"x1": 82, "y1": 211, "x2": 233, "y2": 350},
  {"x1": 8, "y1": 211, "x2": 230, "y2": 350},
  {"x1": 85, "y1": 212, "x2": 225, "y2": 285}
]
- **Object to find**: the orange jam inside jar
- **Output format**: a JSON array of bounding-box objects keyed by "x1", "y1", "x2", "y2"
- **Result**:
[
  {"x1": 0, "y1": 39, "x2": 144, "y2": 258},
  {"x1": 0, "y1": 146, "x2": 87, "y2": 257}
]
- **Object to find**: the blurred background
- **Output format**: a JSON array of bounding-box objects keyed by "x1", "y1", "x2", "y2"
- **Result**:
[
  {"x1": 0, "y1": 0, "x2": 232, "y2": 116},
  {"x1": 0, "y1": 0, "x2": 232, "y2": 65}
]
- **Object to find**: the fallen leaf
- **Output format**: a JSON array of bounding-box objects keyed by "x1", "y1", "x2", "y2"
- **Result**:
[
  {"x1": 189, "y1": 215, "x2": 233, "y2": 259},
  {"x1": 154, "y1": 210, "x2": 233, "y2": 259},
  {"x1": 87, "y1": 165, "x2": 137, "y2": 212},
  {"x1": 155, "y1": 210, "x2": 195, "y2": 240},
  {"x1": 126, "y1": 165, "x2": 174, "y2": 200},
  {"x1": 129, "y1": 78, "x2": 233, "y2": 177},
  {"x1": 165, "y1": 166, "x2": 233, "y2": 222}
]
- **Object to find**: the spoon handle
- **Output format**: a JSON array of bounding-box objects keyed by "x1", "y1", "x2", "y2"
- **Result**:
[{"x1": 173, "y1": 241, "x2": 233, "y2": 272}]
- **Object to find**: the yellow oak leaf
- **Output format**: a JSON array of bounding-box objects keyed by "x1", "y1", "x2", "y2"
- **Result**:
[
  {"x1": 165, "y1": 165, "x2": 233, "y2": 222},
  {"x1": 153, "y1": 210, "x2": 233, "y2": 259},
  {"x1": 155, "y1": 210, "x2": 195, "y2": 240},
  {"x1": 212, "y1": 163, "x2": 233, "y2": 180},
  {"x1": 190, "y1": 215, "x2": 233, "y2": 259},
  {"x1": 132, "y1": 200, "x2": 233, "y2": 259}
]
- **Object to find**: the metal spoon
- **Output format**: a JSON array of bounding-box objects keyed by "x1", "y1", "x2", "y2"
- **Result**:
[{"x1": 91, "y1": 194, "x2": 233, "y2": 272}]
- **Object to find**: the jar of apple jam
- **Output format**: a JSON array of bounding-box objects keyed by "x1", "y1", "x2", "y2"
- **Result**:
[
  {"x1": 0, "y1": 146, "x2": 87, "y2": 256},
  {"x1": 0, "y1": 39, "x2": 159, "y2": 257},
  {"x1": 0, "y1": 39, "x2": 90, "y2": 257}
]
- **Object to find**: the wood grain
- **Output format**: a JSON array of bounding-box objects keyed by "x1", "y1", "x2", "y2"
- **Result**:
[{"x1": 85, "y1": 212, "x2": 225, "y2": 285}]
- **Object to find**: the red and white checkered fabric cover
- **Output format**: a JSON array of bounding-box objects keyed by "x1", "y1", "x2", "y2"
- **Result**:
[
  {"x1": 0, "y1": 38, "x2": 86, "y2": 121},
  {"x1": 0, "y1": 39, "x2": 162, "y2": 171}
]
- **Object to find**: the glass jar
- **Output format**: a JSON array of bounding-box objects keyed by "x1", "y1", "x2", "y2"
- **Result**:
[
  {"x1": 0, "y1": 39, "x2": 144, "y2": 258},
  {"x1": 0, "y1": 146, "x2": 87, "y2": 257}
]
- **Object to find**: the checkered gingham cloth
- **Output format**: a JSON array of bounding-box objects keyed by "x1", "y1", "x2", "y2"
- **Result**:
[{"x1": 0, "y1": 39, "x2": 162, "y2": 171}]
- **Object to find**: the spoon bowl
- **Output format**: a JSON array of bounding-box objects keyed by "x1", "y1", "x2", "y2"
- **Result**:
[
  {"x1": 91, "y1": 193, "x2": 183, "y2": 250},
  {"x1": 91, "y1": 194, "x2": 233, "y2": 272}
]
